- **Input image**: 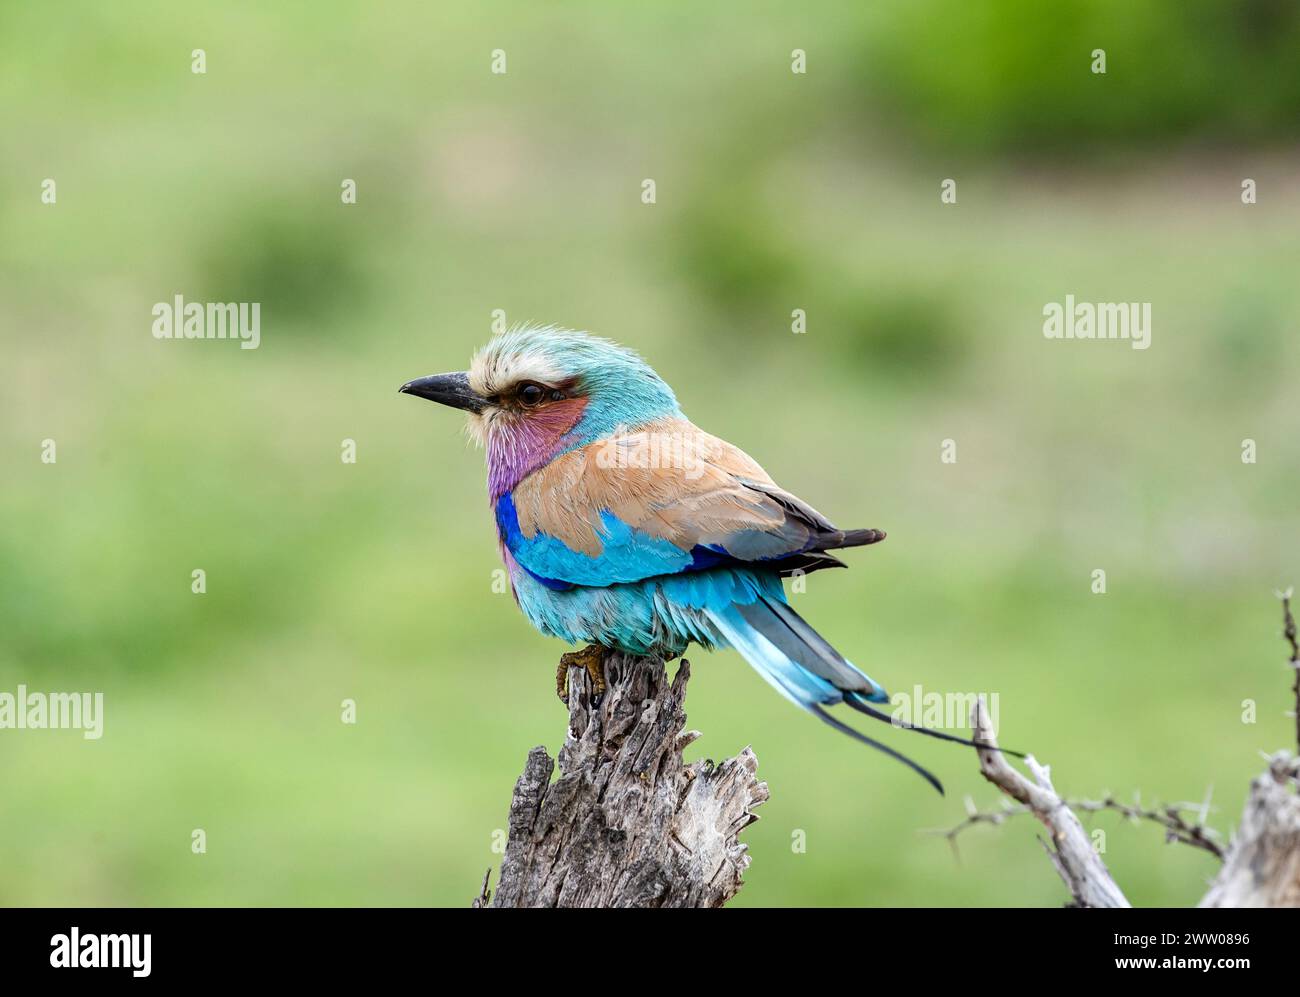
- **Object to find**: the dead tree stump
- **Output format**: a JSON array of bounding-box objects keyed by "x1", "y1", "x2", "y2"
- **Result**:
[
  {"x1": 476, "y1": 652, "x2": 769, "y2": 908},
  {"x1": 1200, "y1": 753, "x2": 1300, "y2": 908}
]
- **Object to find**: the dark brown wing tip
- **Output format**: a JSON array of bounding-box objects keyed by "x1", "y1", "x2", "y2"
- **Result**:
[{"x1": 841, "y1": 528, "x2": 887, "y2": 547}]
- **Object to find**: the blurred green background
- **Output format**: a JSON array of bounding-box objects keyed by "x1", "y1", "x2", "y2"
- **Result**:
[{"x1": 2, "y1": 0, "x2": 1298, "y2": 907}]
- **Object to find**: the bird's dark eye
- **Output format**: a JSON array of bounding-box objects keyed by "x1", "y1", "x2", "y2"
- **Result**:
[{"x1": 518, "y1": 382, "x2": 545, "y2": 407}]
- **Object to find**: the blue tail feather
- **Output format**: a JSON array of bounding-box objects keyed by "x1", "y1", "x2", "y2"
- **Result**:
[{"x1": 706, "y1": 597, "x2": 944, "y2": 794}]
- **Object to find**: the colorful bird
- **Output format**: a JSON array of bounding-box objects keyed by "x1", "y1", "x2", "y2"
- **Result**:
[{"x1": 401, "y1": 326, "x2": 999, "y2": 792}]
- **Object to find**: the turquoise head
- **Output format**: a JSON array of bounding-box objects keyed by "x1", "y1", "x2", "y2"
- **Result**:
[{"x1": 400, "y1": 325, "x2": 682, "y2": 498}]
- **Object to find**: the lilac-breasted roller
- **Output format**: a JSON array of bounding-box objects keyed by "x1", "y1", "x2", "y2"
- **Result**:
[{"x1": 401, "y1": 326, "x2": 998, "y2": 792}]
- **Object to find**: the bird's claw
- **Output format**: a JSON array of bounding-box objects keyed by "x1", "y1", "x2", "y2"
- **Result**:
[
  {"x1": 555, "y1": 658, "x2": 570, "y2": 703},
  {"x1": 556, "y1": 645, "x2": 608, "y2": 704}
]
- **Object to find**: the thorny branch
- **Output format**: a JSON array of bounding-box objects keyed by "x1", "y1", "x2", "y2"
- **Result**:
[
  {"x1": 929, "y1": 789, "x2": 1224, "y2": 860},
  {"x1": 1281, "y1": 588, "x2": 1299, "y2": 754},
  {"x1": 953, "y1": 588, "x2": 1300, "y2": 908}
]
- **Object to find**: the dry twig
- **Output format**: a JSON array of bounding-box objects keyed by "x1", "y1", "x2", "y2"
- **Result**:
[
  {"x1": 930, "y1": 789, "x2": 1224, "y2": 860},
  {"x1": 970, "y1": 696, "x2": 1130, "y2": 907}
]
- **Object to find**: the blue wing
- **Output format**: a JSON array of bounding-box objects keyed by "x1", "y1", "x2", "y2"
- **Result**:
[{"x1": 496, "y1": 492, "x2": 701, "y2": 589}]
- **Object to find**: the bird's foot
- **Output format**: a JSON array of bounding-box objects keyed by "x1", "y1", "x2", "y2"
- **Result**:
[{"x1": 556, "y1": 644, "x2": 609, "y2": 704}]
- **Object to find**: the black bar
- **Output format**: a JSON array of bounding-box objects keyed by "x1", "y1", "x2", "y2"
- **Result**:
[{"x1": 0, "y1": 908, "x2": 1279, "y2": 983}]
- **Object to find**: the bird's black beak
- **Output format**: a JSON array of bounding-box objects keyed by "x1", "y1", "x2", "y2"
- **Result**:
[{"x1": 398, "y1": 371, "x2": 488, "y2": 413}]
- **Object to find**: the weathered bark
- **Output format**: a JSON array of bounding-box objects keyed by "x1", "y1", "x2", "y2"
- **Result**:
[
  {"x1": 478, "y1": 652, "x2": 769, "y2": 908},
  {"x1": 971, "y1": 697, "x2": 1131, "y2": 908},
  {"x1": 1199, "y1": 753, "x2": 1300, "y2": 908}
]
